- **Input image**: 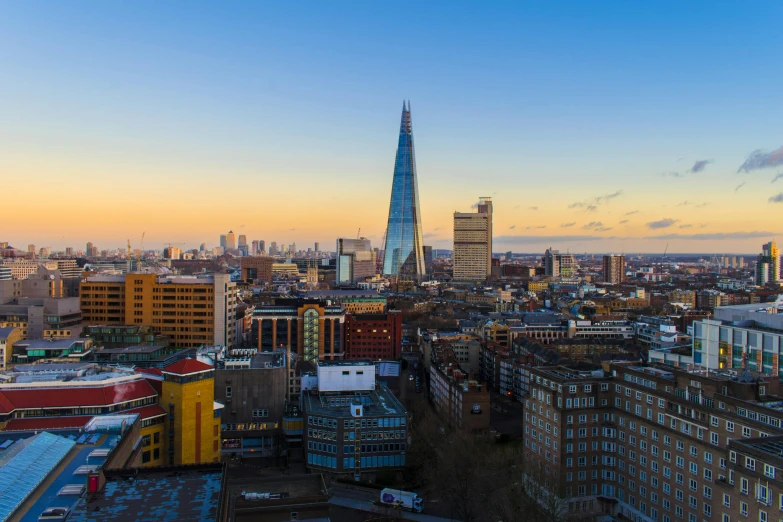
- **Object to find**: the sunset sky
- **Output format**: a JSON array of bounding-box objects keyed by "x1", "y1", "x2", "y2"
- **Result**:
[{"x1": 1, "y1": 2, "x2": 782, "y2": 254}]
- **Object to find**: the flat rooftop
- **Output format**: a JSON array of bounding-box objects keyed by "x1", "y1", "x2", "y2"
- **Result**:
[
  {"x1": 228, "y1": 473, "x2": 326, "y2": 499},
  {"x1": 68, "y1": 465, "x2": 225, "y2": 522},
  {"x1": 303, "y1": 383, "x2": 406, "y2": 419},
  {"x1": 98, "y1": 345, "x2": 165, "y2": 355}
]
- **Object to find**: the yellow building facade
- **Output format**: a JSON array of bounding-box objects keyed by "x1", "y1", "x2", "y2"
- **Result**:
[
  {"x1": 161, "y1": 359, "x2": 221, "y2": 465},
  {"x1": 0, "y1": 327, "x2": 23, "y2": 370}
]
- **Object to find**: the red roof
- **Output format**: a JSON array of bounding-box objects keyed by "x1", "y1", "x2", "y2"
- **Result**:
[
  {"x1": 0, "y1": 379, "x2": 158, "y2": 411},
  {"x1": 115, "y1": 403, "x2": 167, "y2": 420},
  {"x1": 0, "y1": 392, "x2": 14, "y2": 414},
  {"x1": 2, "y1": 416, "x2": 93, "y2": 432},
  {"x1": 163, "y1": 358, "x2": 213, "y2": 375}
]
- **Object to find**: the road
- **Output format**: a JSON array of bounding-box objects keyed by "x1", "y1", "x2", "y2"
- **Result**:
[{"x1": 329, "y1": 484, "x2": 460, "y2": 522}]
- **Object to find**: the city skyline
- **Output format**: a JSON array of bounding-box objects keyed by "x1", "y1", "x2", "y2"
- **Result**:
[{"x1": 2, "y1": 3, "x2": 783, "y2": 253}]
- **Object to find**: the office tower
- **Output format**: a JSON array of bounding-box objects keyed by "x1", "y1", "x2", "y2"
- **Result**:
[
  {"x1": 336, "y1": 238, "x2": 376, "y2": 286},
  {"x1": 602, "y1": 254, "x2": 626, "y2": 284},
  {"x1": 219, "y1": 235, "x2": 227, "y2": 250},
  {"x1": 453, "y1": 197, "x2": 493, "y2": 282},
  {"x1": 239, "y1": 256, "x2": 274, "y2": 284},
  {"x1": 39, "y1": 247, "x2": 51, "y2": 259},
  {"x1": 163, "y1": 246, "x2": 181, "y2": 260},
  {"x1": 238, "y1": 235, "x2": 247, "y2": 248},
  {"x1": 314, "y1": 242, "x2": 320, "y2": 252},
  {"x1": 251, "y1": 240, "x2": 259, "y2": 256},
  {"x1": 269, "y1": 242, "x2": 278, "y2": 256},
  {"x1": 756, "y1": 241, "x2": 781, "y2": 285},
  {"x1": 86, "y1": 242, "x2": 94, "y2": 256},
  {"x1": 226, "y1": 230, "x2": 237, "y2": 251},
  {"x1": 258, "y1": 240, "x2": 265, "y2": 256},
  {"x1": 382, "y1": 101, "x2": 425, "y2": 281},
  {"x1": 199, "y1": 243, "x2": 206, "y2": 252},
  {"x1": 544, "y1": 248, "x2": 577, "y2": 278},
  {"x1": 65, "y1": 247, "x2": 73, "y2": 256},
  {"x1": 27, "y1": 245, "x2": 35, "y2": 256},
  {"x1": 80, "y1": 273, "x2": 237, "y2": 348},
  {"x1": 291, "y1": 242, "x2": 296, "y2": 255},
  {"x1": 423, "y1": 246, "x2": 433, "y2": 276}
]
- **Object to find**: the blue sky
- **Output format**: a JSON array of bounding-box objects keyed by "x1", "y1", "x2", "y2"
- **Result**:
[{"x1": 1, "y1": 1, "x2": 782, "y2": 253}]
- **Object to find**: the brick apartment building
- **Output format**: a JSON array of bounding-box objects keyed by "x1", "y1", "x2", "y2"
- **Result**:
[
  {"x1": 344, "y1": 311, "x2": 402, "y2": 360},
  {"x1": 524, "y1": 362, "x2": 783, "y2": 522}
]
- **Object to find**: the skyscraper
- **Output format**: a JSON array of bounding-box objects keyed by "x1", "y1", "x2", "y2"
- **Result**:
[
  {"x1": 382, "y1": 101, "x2": 425, "y2": 281},
  {"x1": 258, "y1": 240, "x2": 265, "y2": 255},
  {"x1": 219, "y1": 235, "x2": 227, "y2": 250},
  {"x1": 756, "y1": 240, "x2": 781, "y2": 286},
  {"x1": 544, "y1": 248, "x2": 577, "y2": 278},
  {"x1": 602, "y1": 254, "x2": 626, "y2": 284},
  {"x1": 453, "y1": 197, "x2": 493, "y2": 282},
  {"x1": 226, "y1": 230, "x2": 237, "y2": 251},
  {"x1": 336, "y1": 238, "x2": 376, "y2": 286}
]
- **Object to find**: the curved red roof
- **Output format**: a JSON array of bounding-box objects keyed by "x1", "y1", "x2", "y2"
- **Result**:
[
  {"x1": 0, "y1": 379, "x2": 157, "y2": 411},
  {"x1": 2, "y1": 416, "x2": 93, "y2": 432},
  {"x1": 116, "y1": 403, "x2": 167, "y2": 420},
  {"x1": 162, "y1": 358, "x2": 213, "y2": 375}
]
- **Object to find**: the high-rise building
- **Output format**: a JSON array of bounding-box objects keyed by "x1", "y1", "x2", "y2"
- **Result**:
[
  {"x1": 602, "y1": 254, "x2": 626, "y2": 284},
  {"x1": 251, "y1": 240, "x2": 259, "y2": 256},
  {"x1": 219, "y1": 234, "x2": 227, "y2": 250},
  {"x1": 423, "y1": 246, "x2": 433, "y2": 276},
  {"x1": 238, "y1": 235, "x2": 247, "y2": 248},
  {"x1": 544, "y1": 248, "x2": 577, "y2": 278},
  {"x1": 240, "y1": 256, "x2": 274, "y2": 284},
  {"x1": 755, "y1": 240, "x2": 780, "y2": 286},
  {"x1": 336, "y1": 238, "x2": 376, "y2": 286},
  {"x1": 258, "y1": 240, "x2": 266, "y2": 255},
  {"x1": 270, "y1": 242, "x2": 278, "y2": 256},
  {"x1": 27, "y1": 245, "x2": 36, "y2": 257},
  {"x1": 226, "y1": 230, "x2": 237, "y2": 251},
  {"x1": 199, "y1": 243, "x2": 206, "y2": 252},
  {"x1": 65, "y1": 247, "x2": 73, "y2": 256},
  {"x1": 314, "y1": 242, "x2": 320, "y2": 252},
  {"x1": 80, "y1": 273, "x2": 237, "y2": 348},
  {"x1": 382, "y1": 102, "x2": 425, "y2": 281},
  {"x1": 453, "y1": 197, "x2": 493, "y2": 282}
]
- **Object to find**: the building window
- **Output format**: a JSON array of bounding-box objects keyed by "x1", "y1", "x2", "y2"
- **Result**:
[
  {"x1": 226, "y1": 386, "x2": 232, "y2": 398},
  {"x1": 253, "y1": 409, "x2": 269, "y2": 418}
]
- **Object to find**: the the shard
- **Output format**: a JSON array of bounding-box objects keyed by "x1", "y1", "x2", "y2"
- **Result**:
[{"x1": 382, "y1": 101, "x2": 425, "y2": 281}]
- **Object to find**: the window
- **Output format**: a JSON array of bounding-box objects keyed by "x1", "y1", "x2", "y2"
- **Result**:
[
  {"x1": 252, "y1": 409, "x2": 269, "y2": 418},
  {"x1": 741, "y1": 477, "x2": 749, "y2": 494},
  {"x1": 740, "y1": 502, "x2": 748, "y2": 516},
  {"x1": 225, "y1": 386, "x2": 232, "y2": 398},
  {"x1": 746, "y1": 457, "x2": 756, "y2": 471},
  {"x1": 726, "y1": 421, "x2": 734, "y2": 432},
  {"x1": 764, "y1": 464, "x2": 775, "y2": 479},
  {"x1": 723, "y1": 493, "x2": 730, "y2": 507}
]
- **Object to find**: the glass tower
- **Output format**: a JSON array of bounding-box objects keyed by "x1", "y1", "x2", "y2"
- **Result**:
[{"x1": 382, "y1": 101, "x2": 425, "y2": 281}]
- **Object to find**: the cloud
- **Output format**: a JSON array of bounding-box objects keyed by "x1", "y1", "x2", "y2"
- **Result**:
[
  {"x1": 679, "y1": 224, "x2": 693, "y2": 229},
  {"x1": 738, "y1": 146, "x2": 783, "y2": 172},
  {"x1": 772, "y1": 173, "x2": 783, "y2": 184},
  {"x1": 646, "y1": 231, "x2": 780, "y2": 241},
  {"x1": 734, "y1": 182, "x2": 746, "y2": 192},
  {"x1": 770, "y1": 193, "x2": 783, "y2": 203},
  {"x1": 568, "y1": 202, "x2": 585, "y2": 209},
  {"x1": 422, "y1": 233, "x2": 440, "y2": 239},
  {"x1": 594, "y1": 190, "x2": 623, "y2": 203},
  {"x1": 661, "y1": 171, "x2": 685, "y2": 178},
  {"x1": 619, "y1": 220, "x2": 628, "y2": 224},
  {"x1": 529, "y1": 206, "x2": 539, "y2": 211},
  {"x1": 688, "y1": 160, "x2": 712, "y2": 173},
  {"x1": 569, "y1": 190, "x2": 623, "y2": 211},
  {"x1": 699, "y1": 223, "x2": 709, "y2": 228},
  {"x1": 585, "y1": 205, "x2": 598, "y2": 212},
  {"x1": 676, "y1": 201, "x2": 689, "y2": 207},
  {"x1": 509, "y1": 225, "x2": 516, "y2": 230},
  {"x1": 625, "y1": 210, "x2": 639, "y2": 216},
  {"x1": 595, "y1": 227, "x2": 613, "y2": 232},
  {"x1": 560, "y1": 222, "x2": 576, "y2": 228},
  {"x1": 494, "y1": 235, "x2": 609, "y2": 244},
  {"x1": 582, "y1": 221, "x2": 605, "y2": 230},
  {"x1": 696, "y1": 202, "x2": 710, "y2": 208},
  {"x1": 646, "y1": 218, "x2": 679, "y2": 229},
  {"x1": 536, "y1": 225, "x2": 547, "y2": 229}
]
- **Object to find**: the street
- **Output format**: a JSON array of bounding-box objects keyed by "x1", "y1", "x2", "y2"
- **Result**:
[{"x1": 329, "y1": 483, "x2": 460, "y2": 522}]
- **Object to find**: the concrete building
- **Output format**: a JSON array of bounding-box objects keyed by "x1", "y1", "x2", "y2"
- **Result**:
[
  {"x1": 0, "y1": 296, "x2": 82, "y2": 340},
  {"x1": 252, "y1": 298, "x2": 345, "y2": 361},
  {"x1": 302, "y1": 360, "x2": 408, "y2": 480},
  {"x1": 429, "y1": 351, "x2": 490, "y2": 432},
  {"x1": 80, "y1": 273, "x2": 237, "y2": 349},
  {"x1": 453, "y1": 197, "x2": 493, "y2": 282},
  {"x1": 544, "y1": 248, "x2": 577, "y2": 278},
  {"x1": 603, "y1": 254, "x2": 626, "y2": 284},
  {"x1": 226, "y1": 230, "x2": 237, "y2": 251},
  {"x1": 344, "y1": 311, "x2": 403, "y2": 360},
  {"x1": 755, "y1": 240, "x2": 781, "y2": 286},
  {"x1": 335, "y1": 238, "x2": 376, "y2": 286},
  {"x1": 213, "y1": 351, "x2": 288, "y2": 457},
  {"x1": 0, "y1": 259, "x2": 57, "y2": 280}
]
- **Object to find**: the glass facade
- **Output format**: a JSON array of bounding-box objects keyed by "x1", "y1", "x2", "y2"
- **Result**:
[{"x1": 382, "y1": 101, "x2": 425, "y2": 281}]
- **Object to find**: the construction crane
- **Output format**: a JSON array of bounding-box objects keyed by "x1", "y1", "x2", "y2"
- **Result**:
[
  {"x1": 660, "y1": 243, "x2": 669, "y2": 277},
  {"x1": 136, "y1": 232, "x2": 145, "y2": 272},
  {"x1": 376, "y1": 229, "x2": 387, "y2": 274},
  {"x1": 357, "y1": 228, "x2": 361, "y2": 239},
  {"x1": 126, "y1": 239, "x2": 132, "y2": 274}
]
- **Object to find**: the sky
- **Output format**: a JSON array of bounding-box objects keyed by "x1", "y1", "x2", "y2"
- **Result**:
[{"x1": 1, "y1": 1, "x2": 782, "y2": 254}]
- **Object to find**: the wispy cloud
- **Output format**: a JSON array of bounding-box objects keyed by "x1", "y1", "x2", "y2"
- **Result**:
[
  {"x1": 735, "y1": 182, "x2": 746, "y2": 192},
  {"x1": 494, "y1": 235, "x2": 609, "y2": 244},
  {"x1": 536, "y1": 225, "x2": 547, "y2": 229},
  {"x1": 423, "y1": 232, "x2": 440, "y2": 238},
  {"x1": 568, "y1": 202, "x2": 585, "y2": 209},
  {"x1": 509, "y1": 225, "x2": 516, "y2": 230},
  {"x1": 696, "y1": 202, "x2": 710, "y2": 208},
  {"x1": 582, "y1": 221, "x2": 605, "y2": 230},
  {"x1": 676, "y1": 201, "x2": 689, "y2": 207},
  {"x1": 594, "y1": 190, "x2": 623, "y2": 204},
  {"x1": 569, "y1": 190, "x2": 623, "y2": 211},
  {"x1": 772, "y1": 173, "x2": 783, "y2": 184},
  {"x1": 688, "y1": 160, "x2": 712, "y2": 173},
  {"x1": 595, "y1": 227, "x2": 613, "y2": 232},
  {"x1": 619, "y1": 220, "x2": 628, "y2": 224},
  {"x1": 646, "y1": 218, "x2": 679, "y2": 230},
  {"x1": 770, "y1": 193, "x2": 783, "y2": 204},
  {"x1": 679, "y1": 224, "x2": 693, "y2": 229},
  {"x1": 738, "y1": 146, "x2": 783, "y2": 172},
  {"x1": 561, "y1": 222, "x2": 576, "y2": 228},
  {"x1": 625, "y1": 210, "x2": 639, "y2": 216},
  {"x1": 647, "y1": 231, "x2": 780, "y2": 240},
  {"x1": 585, "y1": 205, "x2": 597, "y2": 212},
  {"x1": 529, "y1": 206, "x2": 539, "y2": 211},
  {"x1": 660, "y1": 171, "x2": 685, "y2": 178}
]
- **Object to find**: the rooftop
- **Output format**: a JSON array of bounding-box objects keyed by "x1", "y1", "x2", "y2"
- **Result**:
[
  {"x1": 98, "y1": 345, "x2": 166, "y2": 355},
  {"x1": 162, "y1": 358, "x2": 214, "y2": 375},
  {"x1": 303, "y1": 383, "x2": 405, "y2": 419},
  {"x1": 68, "y1": 464, "x2": 225, "y2": 522}
]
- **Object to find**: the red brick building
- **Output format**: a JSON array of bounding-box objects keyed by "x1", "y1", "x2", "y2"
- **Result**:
[{"x1": 344, "y1": 311, "x2": 403, "y2": 360}]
